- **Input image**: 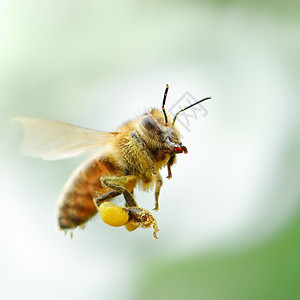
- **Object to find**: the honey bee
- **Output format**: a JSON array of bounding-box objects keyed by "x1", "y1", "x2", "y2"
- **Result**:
[{"x1": 14, "y1": 85, "x2": 210, "y2": 238}]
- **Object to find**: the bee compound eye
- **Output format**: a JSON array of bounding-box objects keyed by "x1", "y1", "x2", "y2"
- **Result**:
[
  {"x1": 140, "y1": 115, "x2": 161, "y2": 134},
  {"x1": 98, "y1": 202, "x2": 129, "y2": 227}
]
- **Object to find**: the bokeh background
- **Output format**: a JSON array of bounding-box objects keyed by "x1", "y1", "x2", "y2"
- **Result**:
[{"x1": 1, "y1": 1, "x2": 300, "y2": 299}]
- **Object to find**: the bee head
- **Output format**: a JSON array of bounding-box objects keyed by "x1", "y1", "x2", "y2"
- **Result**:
[
  {"x1": 139, "y1": 109, "x2": 187, "y2": 154},
  {"x1": 138, "y1": 84, "x2": 210, "y2": 155}
]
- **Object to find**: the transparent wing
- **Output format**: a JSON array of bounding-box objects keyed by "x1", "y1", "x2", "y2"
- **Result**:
[{"x1": 12, "y1": 117, "x2": 116, "y2": 160}]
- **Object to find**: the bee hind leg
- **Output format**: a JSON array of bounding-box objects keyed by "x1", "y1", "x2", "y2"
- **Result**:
[
  {"x1": 93, "y1": 190, "x2": 121, "y2": 208},
  {"x1": 101, "y1": 175, "x2": 138, "y2": 206},
  {"x1": 101, "y1": 175, "x2": 159, "y2": 238},
  {"x1": 101, "y1": 175, "x2": 137, "y2": 192},
  {"x1": 124, "y1": 206, "x2": 159, "y2": 239}
]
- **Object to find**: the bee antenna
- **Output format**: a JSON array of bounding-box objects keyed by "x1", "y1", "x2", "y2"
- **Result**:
[
  {"x1": 172, "y1": 97, "x2": 211, "y2": 125},
  {"x1": 162, "y1": 84, "x2": 169, "y2": 125}
]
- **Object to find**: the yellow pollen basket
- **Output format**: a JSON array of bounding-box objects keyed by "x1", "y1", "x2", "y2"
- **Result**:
[
  {"x1": 99, "y1": 202, "x2": 129, "y2": 227},
  {"x1": 125, "y1": 220, "x2": 139, "y2": 232}
]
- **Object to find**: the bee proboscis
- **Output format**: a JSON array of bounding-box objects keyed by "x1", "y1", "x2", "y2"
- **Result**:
[{"x1": 14, "y1": 85, "x2": 210, "y2": 238}]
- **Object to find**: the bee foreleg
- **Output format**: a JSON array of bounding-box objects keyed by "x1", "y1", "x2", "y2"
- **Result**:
[
  {"x1": 166, "y1": 155, "x2": 176, "y2": 179},
  {"x1": 154, "y1": 172, "x2": 163, "y2": 211}
]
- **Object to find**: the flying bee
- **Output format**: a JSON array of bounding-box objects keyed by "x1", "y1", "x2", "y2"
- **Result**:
[{"x1": 14, "y1": 85, "x2": 211, "y2": 239}]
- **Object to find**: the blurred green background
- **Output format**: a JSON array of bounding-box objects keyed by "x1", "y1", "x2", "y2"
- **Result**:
[{"x1": 1, "y1": 1, "x2": 300, "y2": 299}]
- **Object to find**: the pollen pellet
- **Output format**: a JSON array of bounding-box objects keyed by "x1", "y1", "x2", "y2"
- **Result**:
[
  {"x1": 125, "y1": 220, "x2": 139, "y2": 232},
  {"x1": 99, "y1": 202, "x2": 129, "y2": 227}
]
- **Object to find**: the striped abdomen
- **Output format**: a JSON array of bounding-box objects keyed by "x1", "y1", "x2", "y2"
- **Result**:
[{"x1": 57, "y1": 153, "x2": 123, "y2": 229}]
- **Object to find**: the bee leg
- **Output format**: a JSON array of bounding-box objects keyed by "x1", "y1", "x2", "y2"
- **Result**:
[
  {"x1": 124, "y1": 206, "x2": 159, "y2": 239},
  {"x1": 101, "y1": 175, "x2": 138, "y2": 207},
  {"x1": 123, "y1": 190, "x2": 138, "y2": 207},
  {"x1": 93, "y1": 191, "x2": 121, "y2": 207},
  {"x1": 94, "y1": 175, "x2": 137, "y2": 208},
  {"x1": 101, "y1": 175, "x2": 159, "y2": 238},
  {"x1": 101, "y1": 175, "x2": 137, "y2": 193},
  {"x1": 154, "y1": 172, "x2": 163, "y2": 211},
  {"x1": 166, "y1": 155, "x2": 176, "y2": 179},
  {"x1": 167, "y1": 163, "x2": 172, "y2": 179}
]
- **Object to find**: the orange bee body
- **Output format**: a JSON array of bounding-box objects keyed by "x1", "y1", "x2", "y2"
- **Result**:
[
  {"x1": 58, "y1": 108, "x2": 179, "y2": 233},
  {"x1": 57, "y1": 154, "x2": 121, "y2": 229},
  {"x1": 14, "y1": 85, "x2": 210, "y2": 238}
]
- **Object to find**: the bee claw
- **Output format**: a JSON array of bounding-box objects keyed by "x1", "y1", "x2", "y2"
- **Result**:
[{"x1": 153, "y1": 228, "x2": 159, "y2": 239}]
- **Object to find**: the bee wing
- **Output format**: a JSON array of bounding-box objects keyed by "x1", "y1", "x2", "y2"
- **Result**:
[{"x1": 12, "y1": 117, "x2": 117, "y2": 160}]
